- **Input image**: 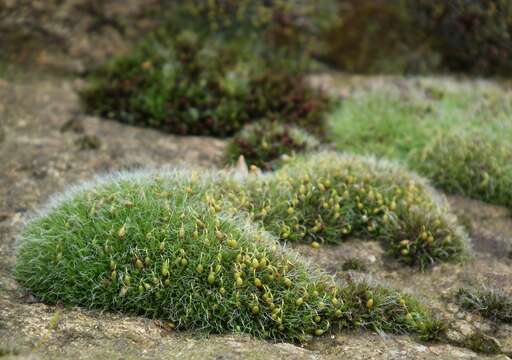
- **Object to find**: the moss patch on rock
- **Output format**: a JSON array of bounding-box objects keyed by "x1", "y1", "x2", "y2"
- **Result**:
[
  {"x1": 15, "y1": 163, "x2": 448, "y2": 342},
  {"x1": 225, "y1": 121, "x2": 320, "y2": 170},
  {"x1": 225, "y1": 152, "x2": 469, "y2": 269},
  {"x1": 15, "y1": 169, "x2": 340, "y2": 342},
  {"x1": 80, "y1": 2, "x2": 333, "y2": 137},
  {"x1": 329, "y1": 82, "x2": 512, "y2": 213},
  {"x1": 411, "y1": 129, "x2": 512, "y2": 213}
]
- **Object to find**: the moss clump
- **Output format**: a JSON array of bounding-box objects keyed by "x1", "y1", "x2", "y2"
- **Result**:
[
  {"x1": 80, "y1": 1, "x2": 332, "y2": 137},
  {"x1": 411, "y1": 130, "x2": 512, "y2": 212},
  {"x1": 339, "y1": 282, "x2": 445, "y2": 342},
  {"x1": 456, "y1": 287, "x2": 512, "y2": 323},
  {"x1": 225, "y1": 121, "x2": 320, "y2": 170},
  {"x1": 226, "y1": 152, "x2": 469, "y2": 269},
  {"x1": 15, "y1": 167, "x2": 444, "y2": 342},
  {"x1": 15, "y1": 170, "x2": 340, "y2": 341},
  {"x1": 329, "y1": 84, "x2": 512, "y2": 212}
]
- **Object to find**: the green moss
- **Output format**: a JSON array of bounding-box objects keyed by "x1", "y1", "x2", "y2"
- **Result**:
[
  {"x1": 80, "y1": 2, "x2": 333, "y2": 137},
  {"x1": 0, "y1": 344, "x2": 20, "y2": 357},
  {"x1": 15, "y1": 164, "x2": 447, "y2": 342},
  {"x1": 411, "y1": 129, "x2": 512, "y2": 211},
  {"x1": 225, "y1": 121, "x2": 320, "y2": 170},
  {"x1": 338, "y1": 282, "x2": 445, "y2": 342},
  {"x1": 329, "y1": 83, "x2": 512, "y2": 212},
  {"x1": 328, "y1": 92, "x2": 436, "y2": 160},
  {"x1": 228, "y1": 152, "x2": 469, "y2": 268},
  {"x1": 15, "y1": 170, "x2": 339, "y2": 342},
  {"x1": 456, "y1": 287, "x2": 512, "y2": 323}
]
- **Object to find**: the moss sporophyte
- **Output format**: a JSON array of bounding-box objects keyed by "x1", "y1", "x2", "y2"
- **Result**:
[{"x1": 15, "y1": 152, "x2": 466, "y2": 341}]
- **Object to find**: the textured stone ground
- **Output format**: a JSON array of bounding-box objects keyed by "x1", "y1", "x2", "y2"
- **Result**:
[
  {"x1": 1, "y1": 3, "x2": 512, "y2": 356},
  {"x1": 1, "y1": 72, "x2": 512, "y2": 359}
]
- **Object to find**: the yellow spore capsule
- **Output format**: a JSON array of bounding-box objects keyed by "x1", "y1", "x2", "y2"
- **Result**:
[
  {"x1": 118, "y1": 225, "x2": 126, "y2": 240},
  {"x1": 207, "y1": 272, "x2": 215, "y2": 285},
  {"x1": 366, "y1": 298, "x2": 374, "y2": 309}
]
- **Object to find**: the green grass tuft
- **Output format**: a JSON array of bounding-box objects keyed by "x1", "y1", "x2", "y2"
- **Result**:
[
  {"x1": 15, "y1": 164, "x2": 448, "y2": 342},
  {"x1": 456, "y1": 287, "x2": 512, "y2": 323},
  {"x1": 225, "y1": 120, "x2": 320, "y2": 170}
]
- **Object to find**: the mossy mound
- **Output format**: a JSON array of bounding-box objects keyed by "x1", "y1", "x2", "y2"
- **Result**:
[
  {"x1": 15, "y1": 170, "x2": 339, "y2": 341},
  {"x1": 328, "y1": 84, "x2": 512, "y2": 213},
  {"x1": 225, "y1": 121, "x2": 320, "y2": 170},
  {"x1": 411, "y1": 130, "x2": 512, "y2": 212},
  {"x1": 80, "y1": 1, "x2": 333, "y2": 137},
  {"x1": 224, "y1": 152, "x2": 469, "y2": 268},
  {"x1": 15, "y1": 167, "x2": 444, "y2": 342}
]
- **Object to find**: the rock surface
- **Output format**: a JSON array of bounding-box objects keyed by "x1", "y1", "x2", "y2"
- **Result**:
[
  {"x1": 1, "y1": 72, "x2": 512, "y2": 359},
  {"x1": 2, "y1": 11, "x2": 512, "y2": 354}
]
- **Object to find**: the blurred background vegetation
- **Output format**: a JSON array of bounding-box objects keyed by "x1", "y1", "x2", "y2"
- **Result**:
[
  {"x1": 324, "y1": 0, "x2": 512, "y2": 75},
  {"x1": 2, "y1": 0, "x2": 511, "y2": 76}
]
